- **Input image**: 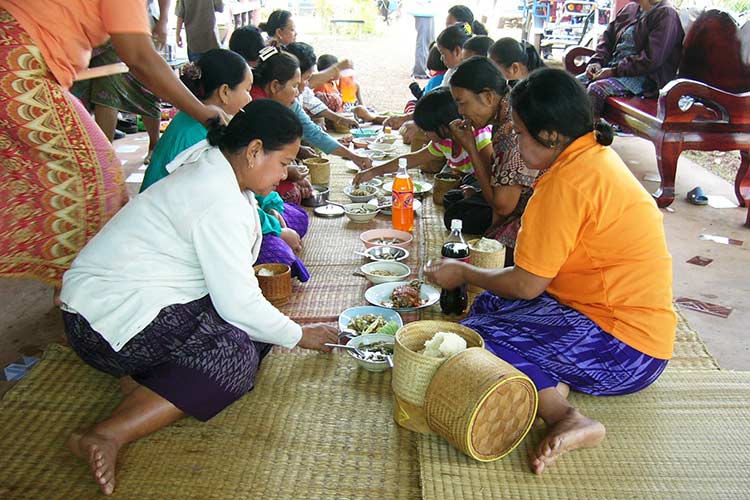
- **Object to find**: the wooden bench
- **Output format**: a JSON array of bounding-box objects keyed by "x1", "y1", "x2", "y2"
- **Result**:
[
  {"x1": 565, "y1": 9, "x2": 750, "y2": 222},
  {"x1": 330, "y1": 19, "x2": 366, "y2": 38}
]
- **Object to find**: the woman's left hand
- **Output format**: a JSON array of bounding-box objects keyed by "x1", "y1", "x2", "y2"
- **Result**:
[
  {"x1": 448, "y1": 118, "x2": 476, "y2": 152},
  {"x1": 336, "y1": 115, "x2": 360, "y2": 129},
  {"x1": 269, "y1": 209, "x2": 287, "y2": 227},
  {"x1": 592, "y1": 67, "x2": 615, "y2": 81},
  {"x1": 423, "y1": 259, "x2": 467, "y2": 289},
  {"x1": 350, "y1": 153, "x2": 373, "y2": 171}
]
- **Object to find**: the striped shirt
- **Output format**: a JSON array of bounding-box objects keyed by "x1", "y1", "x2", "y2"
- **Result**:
[{"x1": 426, "y1": 125, "x2": 492, "y2": 173}]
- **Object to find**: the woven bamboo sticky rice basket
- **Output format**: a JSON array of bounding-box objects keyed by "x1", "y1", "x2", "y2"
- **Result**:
[
  {"x1": 392, "y1": 321, "x2": 484, "y2": 408},
  {"x1": 424, "y1": 347, "x2": 538, "y2": 462},
  {"x1": 253, "y1": 263, "x2": 292, "y2": 307},
  {"x1": 432, "y1": 173, "x2": 462, "y2": 206},
  {"x1": 467, "y1": 238, "x2": 505, "y2": 294},
  {"x1": 303, "y1": 157, "x2": 331, "y2": 186}
]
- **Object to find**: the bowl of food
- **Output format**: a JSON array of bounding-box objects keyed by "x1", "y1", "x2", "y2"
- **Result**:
[
  {"x1": 362, "y1": 245, "x2": 409, "y2": 262},
  {"x1": 364, "y1": 177, "x2": 383, "y2": 188},
  {"x1": 378, "y1": 133, "x2": 400, "y2": 144},
  {"x1": 338, "y1": 305, "x2": 403, "y2": 336},
  {"x1": 344, "y1": 203, "x2": 380, "y2": 223},
  {"x1": 346, "y1": 333, "x2": 395, "y2": 372},
  {"x1": 360, "y1": 228, "x2": 413, "y2": 249},
  {"x1": 360, "y1": 261, "x2": 411, "y2": 284},
  {"x1": 368, "y1": 141, "x2": 399, "y2": 153},
  {"x1": 344, "y1": 184, "x2": 378, "y2": 203}
]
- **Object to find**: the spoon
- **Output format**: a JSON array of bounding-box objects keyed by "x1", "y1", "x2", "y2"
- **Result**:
[{"x1": 324, "y1": 343, "x2": 365, "y2": 358}]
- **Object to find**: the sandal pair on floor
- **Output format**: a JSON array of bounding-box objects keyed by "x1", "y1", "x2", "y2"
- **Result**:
[{"x1": 686, "y1": 186, "x2": 708, "y2": 205}]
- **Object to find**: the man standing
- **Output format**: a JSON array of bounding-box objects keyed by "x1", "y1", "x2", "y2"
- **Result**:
[
  {"x1": 175, "y1": 0, "x2": 224, "y2": 62},
  {"x1": 407, "y1": 0, "x2": 437, "y2": 79}
]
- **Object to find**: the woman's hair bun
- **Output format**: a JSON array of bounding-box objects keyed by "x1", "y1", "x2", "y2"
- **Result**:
[
  {"x1": 205, "y1": 117, "x2": 227, "y2": 147},
  {"x1": 594, "y1": 119, "x2": 614, "y2": 146}
]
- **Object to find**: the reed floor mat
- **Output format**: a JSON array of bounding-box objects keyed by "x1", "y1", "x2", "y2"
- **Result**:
[
  {"x1": 418, "y1": 370, "x2": 750, "y2": 500},
  {"x1": 0, "y1": 346, "x2": 420, "y2": 499}
]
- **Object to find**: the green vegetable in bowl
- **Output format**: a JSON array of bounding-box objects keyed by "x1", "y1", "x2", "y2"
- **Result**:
[
  {"x1": 377, "y1": 321, "x2": 400, "y2": 335},
  {"x1": 348, "y1": 314, "x2": 388, "y2": 335}
]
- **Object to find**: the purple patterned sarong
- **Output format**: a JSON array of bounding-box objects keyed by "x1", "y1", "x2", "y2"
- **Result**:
[
  {"x1": 256, "y1": 202, "x2": 310, "y2": 282},
  {"x1": 62, "y1": 296, "x2": 272, "y2": 421},
  {"x1": 461, "y1": 292, "x2": 668, "y2": 396}
]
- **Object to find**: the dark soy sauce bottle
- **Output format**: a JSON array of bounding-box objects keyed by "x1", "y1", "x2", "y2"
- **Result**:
[{"x1": 439, "y1": 219, "x2": 470, "y2": 315}]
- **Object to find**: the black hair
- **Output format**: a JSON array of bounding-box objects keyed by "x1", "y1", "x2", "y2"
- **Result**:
[
  {"x1": 179, "y1": 48, "x2": 249, "y2": 101},
  {"x1": 462, "y1": 35, "x2": 494, "y2": 56},
  {"x1": 448, "y1": 5, "x2": 488, "y2": 35},
  {"x1": 316, "y1": 54, "x2": 338, "y2": 71},
  {"x1": 258, "y1": 10, "x2": 293, "y2": 38},
  {"x1": 413, "y1": 87, "x2": 460, "y2": 139},
  {"x1": 450, "y1": 55, "x2": 509, "y2": 96},
  {"x1": 229, "y1": 25, "x2": 265, "y2": 64},
  {"x1": 437, "y1": 23, "x2": 473, "y2": 51},
  {"x1": 426, "y1": 43, "x2": 447, "y2": 72},
  {"x1": 252, "y1": 50, "x2": 300, "y2": 87},
  {"x1": 490, "y1": 38, "x2": 546, "y2": 72},
  {"x1": 284, "y1": 42, "x2": 316, "y2": 74},
  {"x1": 510, "y1": 68, "x2": 613, "y2": 147},
  {"x1": 206, "y1": 99, "x2": 302, "y2": 154}
]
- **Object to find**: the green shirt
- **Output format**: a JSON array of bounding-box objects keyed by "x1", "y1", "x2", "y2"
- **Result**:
[{"x1": 139, "y1": 111, "x2": 284, "y2": 236}]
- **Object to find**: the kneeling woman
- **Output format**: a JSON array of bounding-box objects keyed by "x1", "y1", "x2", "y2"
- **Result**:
[
  {"x1": 60, "y1": 100, "x2": 338, "y2": 495},
  {"x1": 425, "y1": 69, "x2": 676, "y2": 474}
]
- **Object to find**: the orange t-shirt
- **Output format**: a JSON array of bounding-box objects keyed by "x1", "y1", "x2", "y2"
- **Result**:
[
  {"x1": 515, "y1": 132, "x2": 676, "y2": 359},
  {"x1": 1, "y1": 0, "x2": 151, "y2": 88}
]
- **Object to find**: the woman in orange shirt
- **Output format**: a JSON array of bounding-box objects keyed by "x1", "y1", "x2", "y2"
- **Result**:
[
  {"x1": 425, "y1": 68, "x2": 676, "y2": 475},
  {"x1": 0, "y1": 0, "x2": 223, "y2": 302}
]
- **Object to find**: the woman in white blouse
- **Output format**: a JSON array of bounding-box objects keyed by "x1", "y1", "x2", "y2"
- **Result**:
[{"x1": 59, "y1": 99, "x2": 338, "y2": 495}]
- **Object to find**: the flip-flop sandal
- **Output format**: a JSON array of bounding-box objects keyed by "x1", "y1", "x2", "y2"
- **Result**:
[{"x1": 686, "y1": 186, "x2": 708, "y2": 205}]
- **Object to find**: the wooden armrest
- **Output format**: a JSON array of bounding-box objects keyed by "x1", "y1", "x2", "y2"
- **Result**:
[
  {"x1": 563, "y1": 46, "x2": 595, "y2": 75},
  {"x1": 657, "y1": 78, "x2": 750, "y2": 125},
  {"x1": 74, "y1": 63, "x2": 129, "y2": 82}
]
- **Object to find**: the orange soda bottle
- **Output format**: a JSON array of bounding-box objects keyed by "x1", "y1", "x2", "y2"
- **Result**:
[
  {"x1": 392, "y1": 159, "x2": 414, "y2": 232},
  {"x1": 339, "y1": 69, "x2": 357, "y2": 104}
]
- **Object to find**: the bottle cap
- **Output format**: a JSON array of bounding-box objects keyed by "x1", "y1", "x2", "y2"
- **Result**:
[
  {"x1": 451, "y1": 219, "x2": 462, "y2": 231},
  {"x1": 398, "y1": 158, "x2": 407, "y2": 168}
]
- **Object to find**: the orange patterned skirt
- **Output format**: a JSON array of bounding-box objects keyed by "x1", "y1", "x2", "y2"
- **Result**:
[{"x1": 0, "y1": 9, "x2": 128, "y2": 286}]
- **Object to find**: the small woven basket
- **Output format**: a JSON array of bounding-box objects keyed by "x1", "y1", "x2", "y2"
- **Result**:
[
  {"x1": 392, "y1": 321, "x2": 484, "y2": 407},
  {"x1": 424, "y1": 347, "x2": 538, "y2": 462},
  {"x1": 432, "y1": 174, "x2": 462, "y2": 206},
  {"x1": 253, "y1": 263, "x2": 292, "y2": 307},
  {"x1": 304, "y1": 158, "x2": 331, "y2": 186},
  {"x1": 467, "y1": 238, "x2": 505, "y2": 294}
]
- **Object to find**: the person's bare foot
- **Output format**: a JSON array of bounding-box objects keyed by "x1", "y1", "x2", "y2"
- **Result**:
[
  {"x1": 67, "y1": 429, "x2": 121, "y2": 495},
  {"x1": 530, "y1": 408, "x2": 605, "y2": 475}
]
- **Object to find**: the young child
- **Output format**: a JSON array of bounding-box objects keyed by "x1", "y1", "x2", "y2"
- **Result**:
[
  {"x1": 313, "y1": 54, "x2": 387, "y2": 124},
  {"x1": 354, "y1": 87, "x2": 492, "y2": 184},
  {"x1": 139, "y1": 49, "x2": 311, "y2": 282},
  {"x1": 407, "y1": 43, "x2": 448, "y2": 103}
]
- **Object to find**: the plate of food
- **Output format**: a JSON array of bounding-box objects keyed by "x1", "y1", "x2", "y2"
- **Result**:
[
  {"x1": 338, "y1": 306, "x2": 403, "y2": 336},
  {"x1": 382, "y1": 180, "x2": 433, "y2": 195},
  {"x1": 364, "y1": 280, "x2": 440, "y2": 312}
]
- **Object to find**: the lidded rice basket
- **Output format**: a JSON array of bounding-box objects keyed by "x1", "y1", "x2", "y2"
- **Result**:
[
  {"x1": 303, "y1": 157, "x2": 331, "y2": 186},
  {"x1": 424, "y1": 347, "x2": 538, "y2": 462},
  {"x1": 466, "y1": 238, "x2": 505, "y2": 294},
  {"x1": 392, "y1": 321, "x2": 484, "y2": 407},
  {"x1": 432, "y1": 174, "x2": 462, "y2": 206},
  {"x1": 253, "y1": 263, "x2": 292, "y2": 307}
]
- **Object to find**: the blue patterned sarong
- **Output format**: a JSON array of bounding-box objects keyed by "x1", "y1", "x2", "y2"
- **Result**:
[{"x1": 461, "y1": 292, "x2": 668, "y2": 395}]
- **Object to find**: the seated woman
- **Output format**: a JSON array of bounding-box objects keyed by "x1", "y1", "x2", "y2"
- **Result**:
[
  {"x1": 489, "y1": 37, "x2": 546, "y2": 85},
  {"x1": 61, "y1": 100, "x2": 339, "y2": 495},
  {"x1": 461, "y1": 35, "x2": 494, "y2": 58},
  {"x1": 259, "y1": 9, "x2": 296, "y2": 47},
  {"x1": 577, "y1": 0, "x2": 684, "y2": 117},
  {"x1": 353, "y1": 87, "x2": 491, "y2": 184},
  {"x1": 251, "y1": 46, "x2": 372, "y2": 198},
  {"x1": 425, "y1": 68, "x2": 676, "y2": 475},
  {"x1": 447, "y1": 56, "x2": 539, "y2": 266},
  {"x1": 139, "y1": 49, "x2": 310, "y2": 282},
  {"x1": 446, "y1": 4, "x2": 488, "y2": 35}
]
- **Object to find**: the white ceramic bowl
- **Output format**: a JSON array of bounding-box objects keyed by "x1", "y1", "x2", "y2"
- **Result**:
[
  {"x1": 360, "y1": 228, "x2": 413, "y2": 249},
  {"x1": 346, "y1": 333, "x2": 395, "y2": 372},
  {"x1": 360, "y1": 261, "x2": 411, "y2": 284},
  {"x1": 344, "y1": 184, "x2": 378, "y2": 203},
  {"x1": 368, "y1": 142, "x2": 399, "y2": 153},
  {"x1": 362, "y1": 245, "x2": 409, "y2": 262},
  {"x1": 344, "y1": 203, "x2": 379, "y2": 223}
]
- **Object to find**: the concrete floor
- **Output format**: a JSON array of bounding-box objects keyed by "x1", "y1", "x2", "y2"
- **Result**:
[{"x1": 1, "y1": 131, "x2": 747, "y2": 398}]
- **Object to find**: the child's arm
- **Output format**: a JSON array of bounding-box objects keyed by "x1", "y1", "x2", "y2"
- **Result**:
[
  {"x1": 355, "y1": 83, "x2": 364, "y2": 105},
  {"x1": 308, "y1": 59, "x2": 353, "y2": 89},
  {"x1": 353, "y1": 147, "x2": 433, "y2": 184},
  {"x1": 316, "y1": 108, "x2": 359, "y2": 129}
]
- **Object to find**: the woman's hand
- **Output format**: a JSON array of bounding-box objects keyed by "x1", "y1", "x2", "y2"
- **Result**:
[
  {"x1": 335, "y1": 114, "x2": 360, "y2": 129},
  {"x1": 297, "y1": 177, "x2": 314, "y2": 198},
  {"x1": 448, "y1": 118, "x2": 476, "y2": 153},
  {"x1": 296, "y1": 146, "x2": 318, "y2": 160},
  {"x1": 592, "y1": 67, "x2": 615, "y2": 81},
  {"x1": 269, "y1": 209, "x2": 287, "y2": 228},
  {"x1": 350, "y1": 153, "x2": 373, "y2": 171},
  {"x1": 383, "y1": 114, "x2": 410, "y2": 130},
  {"x1": 286, "y1": 164, "x2": 308, "y2": 182},
  {"x1": 338, "y1": 134, "x2": 353, "y2": 147},
  {"x1": 298, "y1": 324, "x2": 339, "y2": 352},
  {"x1": 585, "y1": 62, "x2": 602, "y2": 79},
  {"x1": 423, "y1": 259, "x2": 467, "y2": 289},
  {"x1": 353, "y1": 167, "x2": 377, "y2": 185},
  {"x1": 203, "y1": 104, "x2": 231, "y2": 125},
  {"x1": 280, "y1": 228, "x2": 303, "y2": 253}
]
